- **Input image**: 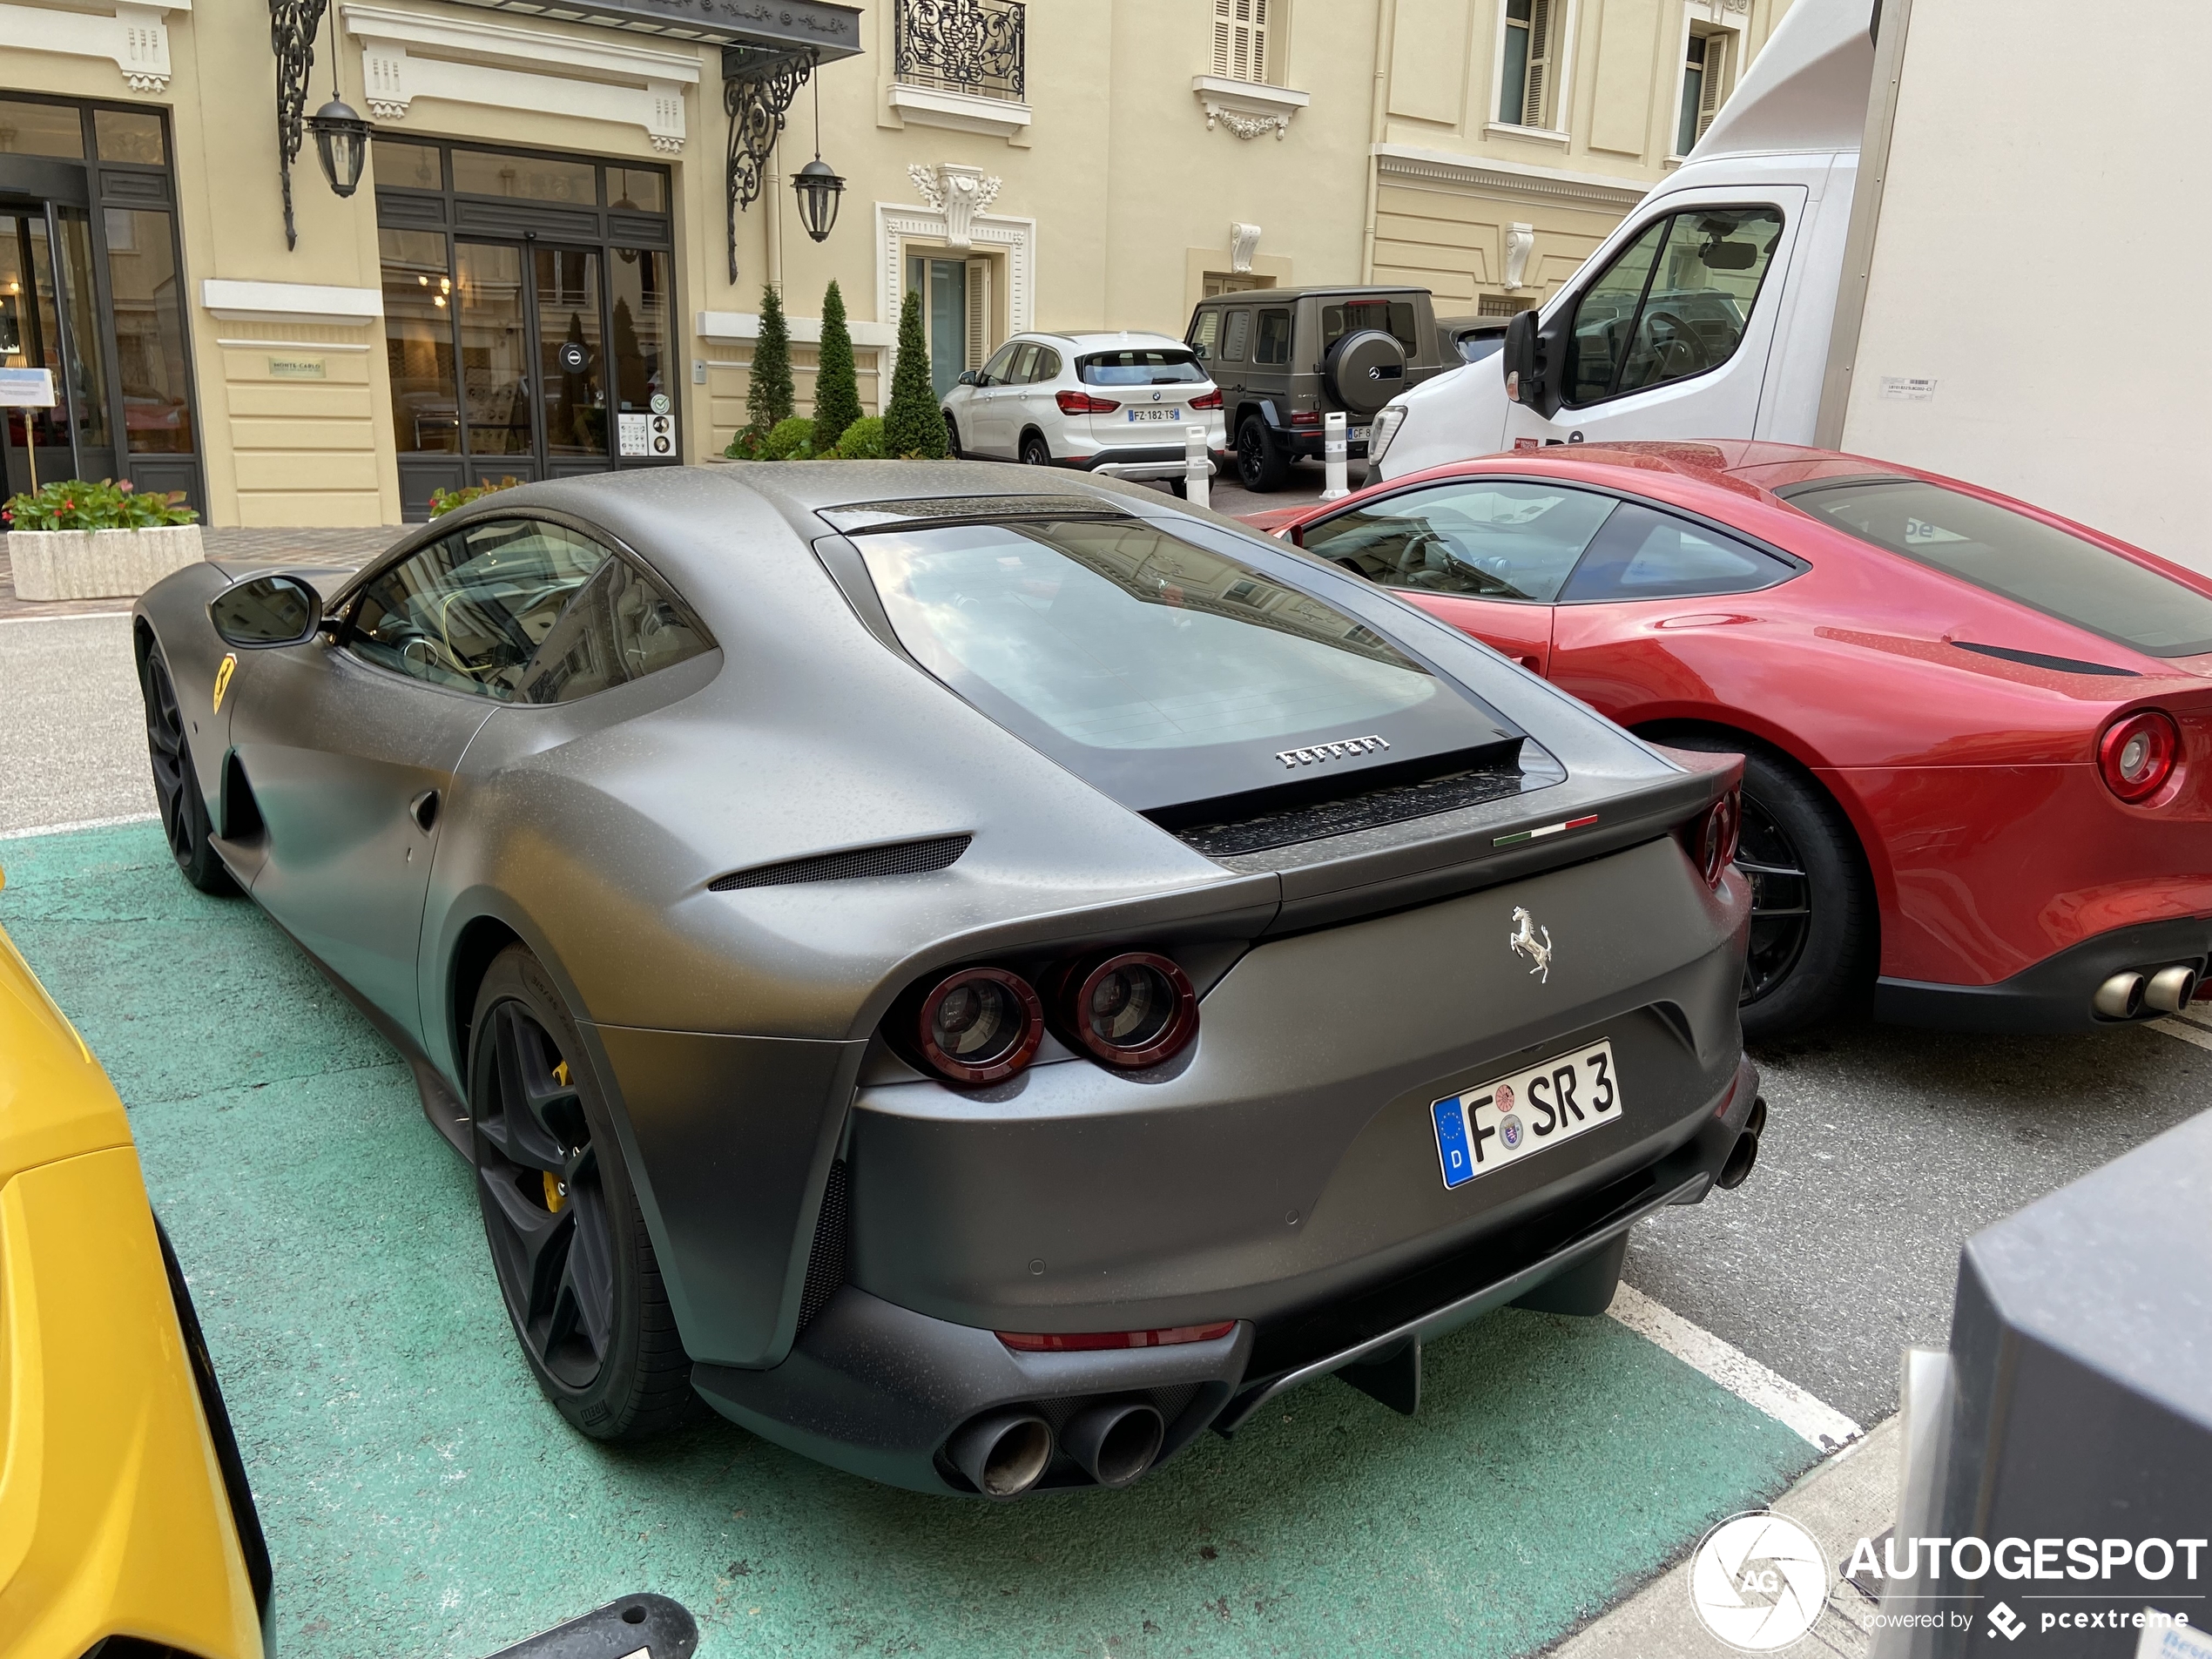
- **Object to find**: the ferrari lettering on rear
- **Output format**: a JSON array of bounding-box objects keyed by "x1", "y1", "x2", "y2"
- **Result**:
[{"x1": 1275, "y1": 733, "x2": 1389, "y2": 768}]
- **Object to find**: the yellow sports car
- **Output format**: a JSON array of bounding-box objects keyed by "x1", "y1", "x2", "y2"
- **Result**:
[{"x1": 0, "y1": 874, "x2": 270, "y2": 1657}]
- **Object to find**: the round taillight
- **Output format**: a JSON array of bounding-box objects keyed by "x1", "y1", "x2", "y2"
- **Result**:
[
  {"x1": 1696, "y1": 791, "x2": 1741, "y2": 887},
  {"x1": 1055, "y1": 952, "x2": 1199, "y2": 1069},
  {"x1": 914, "y1": 967, "x2": 1043, "y2": 1084},
  {"x1": 2098, "y1": 710, "x2": 2182, "y2": 804}
]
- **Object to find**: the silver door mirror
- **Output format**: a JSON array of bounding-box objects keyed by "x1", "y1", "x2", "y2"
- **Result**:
[{"x1": 209, "y1": 573, "x2": 323, "y2": 649}]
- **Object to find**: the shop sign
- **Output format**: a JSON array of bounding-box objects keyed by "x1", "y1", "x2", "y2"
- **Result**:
[{"x1": 268, "y1": 356, "x2": 327, "y2": 380}]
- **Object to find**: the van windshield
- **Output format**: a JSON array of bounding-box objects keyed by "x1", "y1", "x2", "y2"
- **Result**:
[
  {"x1": 1080, "y1": 349, "x2": 1207, "y2": 386},
  {"x1": 1783, "y1": 478, "x2": 2212, "y2": 658}
]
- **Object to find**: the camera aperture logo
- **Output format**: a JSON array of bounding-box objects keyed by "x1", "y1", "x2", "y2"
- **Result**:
[{"x1": 1689, "y1": 1511, "x2": 1830, "y2": 1651}]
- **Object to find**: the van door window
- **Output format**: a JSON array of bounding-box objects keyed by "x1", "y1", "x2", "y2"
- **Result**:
[
  {"x1": 1565, "y1": 206, "x2": 1783, "y2": 407},
  {"x1": 1254, "y1": 308, "x2": 1292, "y2": 366}
]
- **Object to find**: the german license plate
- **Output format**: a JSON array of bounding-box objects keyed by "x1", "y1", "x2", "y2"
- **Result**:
[
  {"x1": 1125, "y1": 407, "x2": 1183, "y2": 422},
  {"x1": 1430, "y1": 1040, "x2": 1622, "y2": 1190}
]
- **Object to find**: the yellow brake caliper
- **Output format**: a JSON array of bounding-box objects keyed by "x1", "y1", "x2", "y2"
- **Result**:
[{"x1": 543, "y1": 1060, "x2": 573, "y2": 1212}]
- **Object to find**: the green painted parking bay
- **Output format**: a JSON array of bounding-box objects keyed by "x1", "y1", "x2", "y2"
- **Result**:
[{"x1": 1, "y1": 822, "x2": 1819, "y2": 1658}]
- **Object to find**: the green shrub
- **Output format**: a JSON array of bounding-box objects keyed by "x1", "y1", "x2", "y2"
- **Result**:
[
  {"x1": 723, "y1": 425, "x2": 768, "y2": 460},
  {"x1": 812, "y1": 279, "x2": 862, "y2": 455},
  {"x1": 3, "y1": 477, "x2": 198, "y2": 530},
  {"x1": 760, "y1": 416, "x2": 815, "y2": 460},
  {"x1": 883, "y1": 287, "x2": 948, "y2": 460},
  {"x1": 428, "y1": 476, "x2": 523, "y2": 517},
  {"x1": 746, "y1": 283, "x2": 795, "y2": 433},
  {"x1": 831, "y1": 415, "x2": 887, "y2": 459}
]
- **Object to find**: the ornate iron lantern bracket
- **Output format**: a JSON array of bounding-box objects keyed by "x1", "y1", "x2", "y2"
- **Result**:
[
  {"x1": 270, "y1": 0, "x2": 331, "y2": 251},
  {"x1": 723, "y1": 44, "x2": 817, "y2": 285}
]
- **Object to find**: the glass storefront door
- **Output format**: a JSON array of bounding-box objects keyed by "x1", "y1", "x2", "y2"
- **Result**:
[{"x1": 376, "y1": 139, "x2": 674, "y2": 518}]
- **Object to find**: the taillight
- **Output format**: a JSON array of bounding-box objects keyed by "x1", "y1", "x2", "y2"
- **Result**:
[
  {"x1": 1189, "y1": 388, "x2": 1224, "y2": 410},
  {"x1": 1289, "y1": 410, "x2": 1321, "y2": 429},
  {"x1": 912, "y1": 967, "x2": 1043, "y2": 1084},
  {"x1": 1049, "y1": 950, "x2": 1199, "y2": 1069},
  {"x1": 1693, "y1": 790, "x2": 1740, "y2": 887},
  {"x1": 1055, "y1": 388, "x2": 1120, "y2": 415},
  {"x1": 2099, "y1": 710, "x2": 2182, "y2": 803},
  {"x1": 998, "y1": 1322, "x2": 1235, "y2": 1352}
]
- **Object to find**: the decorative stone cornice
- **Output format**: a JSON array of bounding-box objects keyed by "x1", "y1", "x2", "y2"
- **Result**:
[
  {"x1": 1191, "y1": 74, "x2": 1309, "y2": 141},
  {"x1": 907, "y1": 163, "x2": 1001, "y2": 249},
  {"x1": 1229, "y1": 222, "x2": 1261, "y2": 273},
  {"x1": 887, "y1": 82, "x2": 1031, "y2": 139},
  {"x1": 1372, "y1": 143, "x2": 1649, "y2": 212},
  {"x1": 0, "y1": 0, "x2": 189, "y2": 96}
]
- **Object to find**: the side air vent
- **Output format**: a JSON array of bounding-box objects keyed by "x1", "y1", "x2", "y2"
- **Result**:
[
  {"x1": 796, "y1": 1159, "x2": 850, "y2": 1333},
  {"x1": 710, "y1": 834, "x2": 972, "y2": 892},
  {"x1": 1952, "y1": 641, "x2": 2139, "y2": 678}
]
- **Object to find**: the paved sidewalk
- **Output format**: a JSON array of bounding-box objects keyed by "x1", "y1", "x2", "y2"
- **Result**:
[{"x1": 0, "y1": 525, "x2": 402, "y2": 619}]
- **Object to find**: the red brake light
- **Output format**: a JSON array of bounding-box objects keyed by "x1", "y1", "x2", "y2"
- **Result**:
[
  {"x1": 1055, "y1": 388, "x2": 1120, "y2": 415},
  {"x1": 1188, "y1": 388, "x2": 1223, "y2": 410},
  {"x1": 1048, "y1": 950, "x2": 1199, "y2": 1069},
  {"x1": 997, "y1": 1322, "x2": 1235, "y2": 1352},
  {"x1": 1290, "y1": 410, "x2": 1322, "y2": 429},
  {"x1": 1694, "y1": 790, "x2": 1740, "y2": 887},
  {"x1": 2098, "y1": 710, "x2": 2182, "y2": 803},
  {"x1": 912, "y1": 966, "x2": 1043, "y2": 1084}
]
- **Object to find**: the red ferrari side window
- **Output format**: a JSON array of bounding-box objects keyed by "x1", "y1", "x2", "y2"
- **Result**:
[{"x1": 1557, "y1": 502, "x2": 1795, "y2": 603}]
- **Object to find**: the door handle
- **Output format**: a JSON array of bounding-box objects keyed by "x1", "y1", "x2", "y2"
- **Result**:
[{"x1": 410, "y1": 789, "x2": 440, "y2": 833}]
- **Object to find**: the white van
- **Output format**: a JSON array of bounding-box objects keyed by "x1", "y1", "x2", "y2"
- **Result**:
[{"x1": 1369, "y1": 0, "x2": 1873, "y2": 475}]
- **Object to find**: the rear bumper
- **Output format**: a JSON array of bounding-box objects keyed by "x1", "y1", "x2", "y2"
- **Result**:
[
  {"x1": 1875, "y1": 914, "x2": 2212, "y2": 1034},
  {"x1": 695, "y1": 1059, "x2": 1757, "y2": 1494}
]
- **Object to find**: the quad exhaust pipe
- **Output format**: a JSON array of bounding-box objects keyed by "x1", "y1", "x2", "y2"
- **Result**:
[
  {"x1": 2094, "y1": 965, "x2": 2198, "y2": 1021},
  {"x1": 947, "y1": 1410, "x2": 1054, "y2": 1500}
]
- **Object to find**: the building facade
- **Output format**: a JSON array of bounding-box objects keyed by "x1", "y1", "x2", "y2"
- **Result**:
[{"x1": 0, "y1": 0, "x2": 1791, "y2": 529}]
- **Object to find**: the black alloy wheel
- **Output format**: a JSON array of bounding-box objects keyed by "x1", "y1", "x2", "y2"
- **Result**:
[
  {"x1": 1019, "y1": 432, "x2": 1053, "y2": 468},
  {"x1": 1661, "y1": 733, "x2": 1871, "y2": 1041},
  {"x1": 944, "y1": 412, "x2": 963, "y2": 458},
  {"x1": 468, "y1": 946, "x2": 696, "y2": 1440},
  {"x1": 138, "y1": 644, "x2": 236, "y2": 894},
  {"x1": 1237, "y1": 414, "x2": 1290, "y2": 492}
]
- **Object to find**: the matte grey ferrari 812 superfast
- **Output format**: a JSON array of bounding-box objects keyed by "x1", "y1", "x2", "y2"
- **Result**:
[{"x1": 132, "y1": 462, "x2": 1763, "y2": 1498}]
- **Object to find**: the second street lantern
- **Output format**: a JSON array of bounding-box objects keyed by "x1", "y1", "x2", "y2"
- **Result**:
[{"x1": 792, "y1": 157, "x2": 845, "y2": 242}]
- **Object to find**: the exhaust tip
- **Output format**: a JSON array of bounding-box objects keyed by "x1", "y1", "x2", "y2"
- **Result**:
[
  {"x1": 2094, "y1": 971, "x2": 2148, "y2": 1020},
  {"x1": 1716, "y1": 1130, "x2": 1759, "y2": 1190},
  {"x1": 2144, "y1": 965, "x2": 2200, "y2": 1015},
  {"x1": 1744, "y1": 1094, "x2": 1769, "y2": 1139},
  {"x1": 948, "y1": 1410, "x2": 1054, "y2": 1500},
  {"x1": 1062, "y1": 1401, "x2": 1165, "y2": 1489}
]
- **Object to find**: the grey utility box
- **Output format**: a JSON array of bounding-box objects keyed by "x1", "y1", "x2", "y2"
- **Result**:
[{"x1": 1875, "y1": 1108, "x2": 2212, "y2": 1657}]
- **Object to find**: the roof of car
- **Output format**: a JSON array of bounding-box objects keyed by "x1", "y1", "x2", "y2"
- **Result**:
[
  {"x1": 1191, "y1": 286, "x2": 1428, "y2": 305},
  {"x1": 1022, "y1": 330, "x2": 1190, "y2": 351}
]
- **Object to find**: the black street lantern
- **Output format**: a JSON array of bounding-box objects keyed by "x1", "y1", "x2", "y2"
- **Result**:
[
  {"x1": 792, "y1": 157, "x2": 844, "y2": 243},
  {"x1": 308, "y1": 98, "x2": 371, "y2": 198}
]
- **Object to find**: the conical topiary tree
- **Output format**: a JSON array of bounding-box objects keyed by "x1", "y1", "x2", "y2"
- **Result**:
[
  {"x1": 812, "y1": 279, "x2": 862, "y2": 455},
  {"x1": 883, "y1": 287, "x2": 948, "y2": 460},
  {"x1": 745, "y1": 283, "x2": 794, "y2": 435}
]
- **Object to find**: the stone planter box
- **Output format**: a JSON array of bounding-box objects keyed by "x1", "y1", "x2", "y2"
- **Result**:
[{"x1": 4, "y1": 524, "x2": 206, "y2": 601}]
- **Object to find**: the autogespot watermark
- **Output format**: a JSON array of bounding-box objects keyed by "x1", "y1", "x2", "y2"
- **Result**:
[{"x1": 1689, "y1": 1511, "x2": 1830, "y2": 1651}]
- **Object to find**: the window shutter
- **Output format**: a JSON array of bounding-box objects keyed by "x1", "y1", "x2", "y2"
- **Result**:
[
  {"x1": 964, "y1": 258, "x2": 991, "y2": 371},
  {"x1": 1695, "y1": 33, "x2": 1729, "y2": 140},
  {"x1": 1522, "y1": 0, "x2": 1552, "y2": 129},
  {"x1": 1213, "y1": 0, "x2": 1268, "y2": 84}
]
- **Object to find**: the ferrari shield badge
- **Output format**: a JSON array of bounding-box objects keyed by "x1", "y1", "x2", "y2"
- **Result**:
[
  {"x1": 212, "y1": 652, "x2": 237, "y2": 713},
  {"x1": 1509, "y1": 906, "x2": 1554, "y2": 982}
]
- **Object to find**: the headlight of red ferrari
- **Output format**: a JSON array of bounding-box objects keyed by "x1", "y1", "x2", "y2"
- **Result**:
[
  {"x1": 1050, "y1": 951, "x2": 1199, "y2": 1069},
  {"x1": 2098, "y1": 710, "x2": 2182, "y2": 804},
  {"x1": 1693, "y1": 789, "x2": 1741, "y2": 887},
  {"x1": 912, "y1": 966, "x2": 1043, "y2": 1084}
]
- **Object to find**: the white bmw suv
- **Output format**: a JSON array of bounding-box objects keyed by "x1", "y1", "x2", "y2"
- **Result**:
[{"x1": 941, "y1": 331, "x2": 1227, "y2": 487}]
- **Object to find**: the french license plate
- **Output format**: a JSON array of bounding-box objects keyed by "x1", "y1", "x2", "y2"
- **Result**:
[
  {"x1": 1350, "y1": 426, "x2": 1370, "y2": 442},
  {"x1": 1125, "y1": 407, "x2": 1184, "y2": 422},
  {"x1": 1430, "y1": 1040, "x2": 1622, "y2": 1190}
]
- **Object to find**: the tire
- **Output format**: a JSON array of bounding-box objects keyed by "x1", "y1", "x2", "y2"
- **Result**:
[
  {"x1": 1664, "y1": 732, "x2": 1872, "y2": 1041},
  {"x1": 139, "y1": 643, "x2": 238, "y2": 895},
  {"x1": 1019, "y1": 432, "x2": 1053, "y2": 468},
  {"x1": 468, "y1": 946, "x2": 698, "y2": 1440},
  {"x1": 1168, "y1": 477, "x2": 1188, "y2": 499},
  {"x1": 943, "y1": 412, "x2": 962, "y2": 459},
  {"x1": 1237, "y1": 415, "x2": 1291, "y2": 492}
]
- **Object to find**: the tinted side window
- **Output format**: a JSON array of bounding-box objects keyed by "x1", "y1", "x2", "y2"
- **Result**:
[
  {"x1": 1558, "y1": 502, "x2": 1794, "y2": 601},
  {"x1": 1568, "y1": 206, "x2": 1784, "y2": 407},
  {"x1": 346, "y1": 518, "x2": 606, "y2": 697},
  {"x1": 519, "y1": 556, "x2": 711, "y2": 703},
  {"x1": 1222, "y1": 309, "x2": 1252, "y2": 361},
  {"x1": 1004, "y1": 343, "x2": 1040, "y2": 384},
  {"x1": 1304, "y1": 481, "x2": 1619, "y2": 603},
  {"x1": 1254, "y1": 308, "x2": 1292, "y2": 366},
  {"x1": 980, "y1": 342, "x2": 1020, "y2": 386},
  {"x1": 1027, "y1": 347, "x2": 1062, "y2": 383}
]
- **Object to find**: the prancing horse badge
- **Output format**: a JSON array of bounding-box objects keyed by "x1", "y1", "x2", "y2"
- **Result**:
[
  {"x1": 212, "y1": 652, "x2": 237, "y2": 714},
  {"x1": 1508, "y1": 906, "x2": 1553, "y2": 982}
]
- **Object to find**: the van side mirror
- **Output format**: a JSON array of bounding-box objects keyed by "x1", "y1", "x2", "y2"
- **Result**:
[
  {"x1": 1503, "y1": 307, "x2": 1568, "y2": 420},
  {"x1": 209, "y1": 573, "x2": 323, "y2": 648}
]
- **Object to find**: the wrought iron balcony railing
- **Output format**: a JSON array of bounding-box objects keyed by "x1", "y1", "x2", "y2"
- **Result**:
[{"x1": 894, "y1": 0, "x2": 1026, "y2": 104}]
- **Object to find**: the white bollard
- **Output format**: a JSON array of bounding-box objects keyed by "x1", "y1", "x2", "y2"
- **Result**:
[
  {"x1": 1183, "y1": 421, "x2": 1211, "y2": 511},
  {"x1": 1321, "y1": 409, "x2": 1350, "y2": 500}
]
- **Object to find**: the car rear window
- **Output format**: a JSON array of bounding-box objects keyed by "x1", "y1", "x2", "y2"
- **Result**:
[
  {"x1": 1783, "y1": 478, "x2": 2212, "y2": 658},
  {"x1": 1080, "y1": 349, "x2": 1207, "y2": 387},
  {"x1": 1323, "y1": 299, "x2": 1420, "y2": 354},
  {"x1": 853, "y1": 516, "x2": 1520, "y2": 813}
]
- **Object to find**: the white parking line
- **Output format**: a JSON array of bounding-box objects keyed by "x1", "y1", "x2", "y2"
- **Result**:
[
  {"x1": 2150, "y1": 1012, "x2": 2212, "y2": 1051},
  {"x1": 1608, "y1": 1281, "x2": 1863, "y2": 1452},
  {"x1": 0, "y1": 811, "x2": 159, "y2": 840}
]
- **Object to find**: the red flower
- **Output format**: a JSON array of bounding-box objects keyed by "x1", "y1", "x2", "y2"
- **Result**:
[{"x1": 118, "y1": 479, "x2": 133, "y2": 492}]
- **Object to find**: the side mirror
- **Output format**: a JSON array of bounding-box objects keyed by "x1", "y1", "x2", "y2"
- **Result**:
[
  {"x1": 956, "y1": 369, "x2": 980, "y2": 387},
  {"x1": 209, "y1": 573, "x2": 323, "y2": 649},
  {"x1": 1502, "y1": 307, "x2": 1568, "y2": 420}
]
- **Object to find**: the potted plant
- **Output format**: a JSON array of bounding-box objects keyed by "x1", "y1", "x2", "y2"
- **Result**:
[{"x1": 3, "y1": 477, "x2": 202, "y2": 602}]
